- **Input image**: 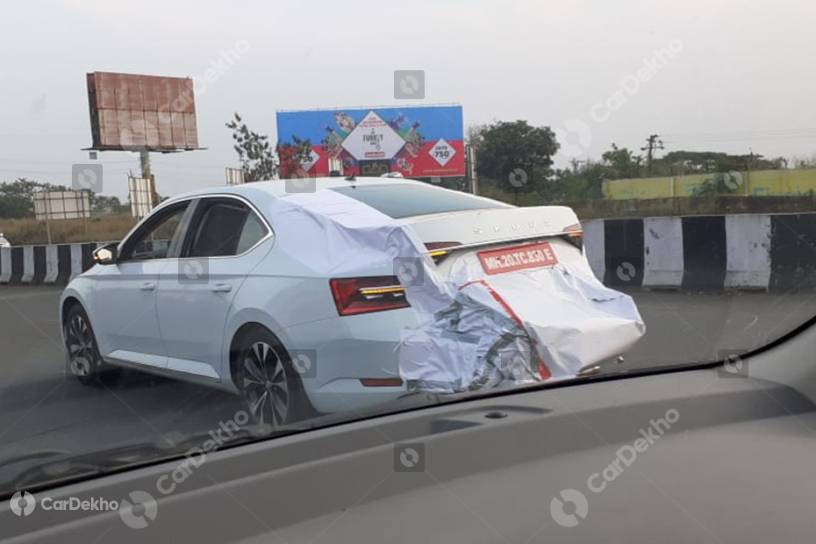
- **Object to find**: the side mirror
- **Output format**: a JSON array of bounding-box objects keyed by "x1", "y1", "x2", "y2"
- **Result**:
[{"x1": 93, "y1": 243, "x2": 118, "y2": 265}]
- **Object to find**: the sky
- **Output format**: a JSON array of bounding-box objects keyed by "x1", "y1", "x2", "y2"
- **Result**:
[{"x1": 1, "y1": 0, "x2": 816, "y2": 199}]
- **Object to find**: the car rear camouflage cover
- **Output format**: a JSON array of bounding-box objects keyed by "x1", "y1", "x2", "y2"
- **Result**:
[{"x1": 269, "y1": 186, "x2": 645, "y2": 394}]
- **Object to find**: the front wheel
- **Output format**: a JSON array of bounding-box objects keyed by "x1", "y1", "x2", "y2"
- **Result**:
[
  {"x1": 235, "y1": 328, "x2": 308, "y2": 428},
  {"x1": 63, "y1": 305, "x2": 118, "y2": 385}
]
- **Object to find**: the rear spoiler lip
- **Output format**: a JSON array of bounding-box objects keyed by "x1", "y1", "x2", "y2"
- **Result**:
[
  {"x1": 424, "y1": 230, "x2": 580, "y2": 256},
  {"x1": 399, "y1": 204, "x2": 575, "y2": 225}
]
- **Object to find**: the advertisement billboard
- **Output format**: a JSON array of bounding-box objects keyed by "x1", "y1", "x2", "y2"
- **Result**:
[
  {"x1": 86, "y1": 72, "x2": 199, "y2": 152},
  {"x1": 276, "y1": 105, "x2": 464, "y2": 178}
]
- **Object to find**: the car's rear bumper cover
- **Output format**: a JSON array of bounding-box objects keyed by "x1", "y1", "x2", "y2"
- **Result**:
[{"x1": 284, "y1": 307, "x2": 417, "y2": 413}]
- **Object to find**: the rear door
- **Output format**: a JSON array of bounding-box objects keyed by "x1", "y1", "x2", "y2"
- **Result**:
[{"x1": 155, "y1": 196, "x2": 272, "y2": 383}]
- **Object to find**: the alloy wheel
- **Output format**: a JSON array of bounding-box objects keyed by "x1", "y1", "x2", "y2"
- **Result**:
[
  {"x1": 241, "y1": 341, "x2": 290, "y2": 427},
  {"x1": 66, "y1": 314, "x2": 96, "y2": 378}
]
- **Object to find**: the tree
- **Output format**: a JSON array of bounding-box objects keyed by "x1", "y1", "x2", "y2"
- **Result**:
[
  {"x1": 792, "y1": 153, "x2": 816, "y2": 169},
  {"x1": 654, "y1": 150, "x2": 785, "y2": 176},
  {"x1": 226, "y1": 113, "x2": 279, "y2": 182},
  {"x1": 90, "y1": 194, "x2": 126, "y2": 214},
  {"x1": 0, "y1": 178, "x2": 67, "y2": 218},
  {"x1": 226, "y1": 113, "x2": 313, "y2": 181},
  {"x1": 472, "y1": 120, "x2": 559, "y2": 203},
  {"x1": 601, "y1": 143, "x2": 642, "y2": 179},
  {"x1": 540, "y1": 143, "x2": 641, "y2": 203},
  {"x1": 548, "y1": 161, "x2": 608, "y2": 202}
]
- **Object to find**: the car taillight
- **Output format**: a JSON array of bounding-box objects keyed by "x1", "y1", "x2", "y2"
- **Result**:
[
  {"x1": 330, "y1": 276, "x2": 410, "y2": 316},
  {"x1": 424, "y1": 241, "x2": 462, "y2": 263},
  {"x1": 562, "y1": 223, "x2": 583, "y2": 250}
]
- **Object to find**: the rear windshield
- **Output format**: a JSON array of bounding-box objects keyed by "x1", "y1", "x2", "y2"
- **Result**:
[{"x1": 331, "y1": 183, "x2": 509, "y2": 218}]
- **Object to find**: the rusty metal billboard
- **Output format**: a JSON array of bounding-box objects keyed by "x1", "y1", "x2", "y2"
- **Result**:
[{"x1": 86, "y1": 72, "x2": 199, "y2": 152}]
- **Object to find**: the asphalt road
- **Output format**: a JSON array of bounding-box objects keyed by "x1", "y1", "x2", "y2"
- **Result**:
[{"x1": 2, "y1": 285, "x2": 816, "y2": 484}]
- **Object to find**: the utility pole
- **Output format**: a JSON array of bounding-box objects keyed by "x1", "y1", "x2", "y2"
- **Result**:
[
  {"x1": 641, "y1": 134, "x2": 664, "y2": 176},
  {"x1": 746, "y1": 147, "x2": 755, "y2": 195}
]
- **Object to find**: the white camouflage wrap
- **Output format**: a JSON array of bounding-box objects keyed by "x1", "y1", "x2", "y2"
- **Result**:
[{"x1": 270, "y1": 188, "x2": 645, "y2": 394}]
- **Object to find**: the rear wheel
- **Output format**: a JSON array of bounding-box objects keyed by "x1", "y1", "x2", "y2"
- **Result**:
[
  {"x1": 235, "y1": 328, "x2": 308, "y2": 428},
  {"x1": 64, "y1": 305, "x2": 119, "y2": 385}
]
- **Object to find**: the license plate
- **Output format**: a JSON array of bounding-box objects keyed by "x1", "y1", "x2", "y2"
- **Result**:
[{"x1": 477, "y1": 241, "x2": 558, "y2": 275}]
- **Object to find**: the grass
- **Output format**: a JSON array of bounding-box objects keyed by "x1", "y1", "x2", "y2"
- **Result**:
[{"x1": 0, "y1": 214, "x2": 138, "y2": 245}]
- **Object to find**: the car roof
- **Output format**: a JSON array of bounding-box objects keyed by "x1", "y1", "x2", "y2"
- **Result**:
[{"x1": 165, "y1": 176, "x2": 429, "y2": 204}]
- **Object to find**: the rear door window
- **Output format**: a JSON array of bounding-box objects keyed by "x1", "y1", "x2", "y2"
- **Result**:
[
  {"x1": 331, "y1": 183, "x2": 509, "y2": 218},
  {"x1": 235, "y1": 212, "x2": 268, "y2": 254},
  {"x1": 187, "y1": 199, "x2": 268, "y2": 257}
]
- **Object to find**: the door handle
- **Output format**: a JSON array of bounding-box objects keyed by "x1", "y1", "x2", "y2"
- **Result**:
[
  {"x1": 211, "y1": 283, "x2": 233, "y2": 293},
  {"x1": 140, "y1": 281, "x2": 156, "y2": 291}
]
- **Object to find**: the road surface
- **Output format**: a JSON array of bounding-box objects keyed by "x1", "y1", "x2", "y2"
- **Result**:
[{"x1": 1, "y1": 285, "x2": 814, "y2": 482}]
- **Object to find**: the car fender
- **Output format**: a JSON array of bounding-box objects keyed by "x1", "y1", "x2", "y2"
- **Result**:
[
  {"x1": 58, "y1": 280, "x2": 95, "y2": 346},
  {"x1": 221, "y1": 307, "x2": 296, "y2": 392}
]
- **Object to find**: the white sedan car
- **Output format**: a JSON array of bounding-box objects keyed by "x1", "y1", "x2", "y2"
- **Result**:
[{"x1": 60, "y1": 177, "x2": 589, "y2": 426}]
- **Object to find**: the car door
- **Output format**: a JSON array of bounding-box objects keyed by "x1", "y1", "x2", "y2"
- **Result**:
[
  {"x1": 91, "y1": 201, "x2": 192, "y2": 369},
  {"x1": 156, "y1": 196, "x2": 272, "y2": 382}
]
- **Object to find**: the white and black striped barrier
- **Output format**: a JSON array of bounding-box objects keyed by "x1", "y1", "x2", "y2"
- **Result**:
[
  {"x1": 584, "y1": 213, "x2": 816, "y2": 291},
  {"x1": 1, "y1": 213, "x2": 814, "y2": 290},
  {"x1": 0, "y1": 243, "x2": 106, "y2": 285}
]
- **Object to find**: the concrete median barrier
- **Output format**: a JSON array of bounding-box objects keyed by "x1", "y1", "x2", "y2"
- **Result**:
[
  {"x1": 1, "y1": 211, "x2": 815, "y2": 292},
  {"x1": 643, "y1": 216, "x2": 683, "y2": 289},
  {"x1": 0, "y1": 242, "x2": 106, "y2": 285},
  {"x1": 585, "y1": 212, "x2": 816, "y2": 291},
  {"x1": 725, "y1": 215, "x2": 771, "y2": 289}
]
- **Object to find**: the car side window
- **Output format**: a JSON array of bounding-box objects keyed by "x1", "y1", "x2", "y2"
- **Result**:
[
  {"x1": 235, "y1": 212, "x2": 268, "y2": 254},
  {"x1": 188, "y1": 200, "x2": 268, "y2": 257},
  {"x1": 120, "y1": 203, "x2": 189, "y2": 261}
]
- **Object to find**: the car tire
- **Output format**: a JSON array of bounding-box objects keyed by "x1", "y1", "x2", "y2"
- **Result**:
[
  {"x1": 234, "y1": 327, "x2": 309, "y2": 428},
  {"x1": 63, "y1": 304, "x2": 119, "y2": 386}
]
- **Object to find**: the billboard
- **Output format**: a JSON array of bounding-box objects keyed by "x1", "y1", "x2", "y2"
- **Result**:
[
  {"x1": 86, "y1": 72, "x2": 199, "y2": 152},
  {"x1": 32, "y1": 191, "x2": 91, "y2": 220},
  {"x1": 276, "y1": 105, "x2": 465, "y2": 178}
]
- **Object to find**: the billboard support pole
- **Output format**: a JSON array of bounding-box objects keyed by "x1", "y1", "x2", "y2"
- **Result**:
[
  {"x1": 139, "y1": 150, "x2": 151, "y2": 179},
  {"x1": 44, "y1": 196, "x2": 52, "y2": 245},
  {"x1": 139, "y1": 150, "x2": 159, "y2": 208},
  {"x1": 82, "y1": 191, "x2": 89, "y2": 237}
]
